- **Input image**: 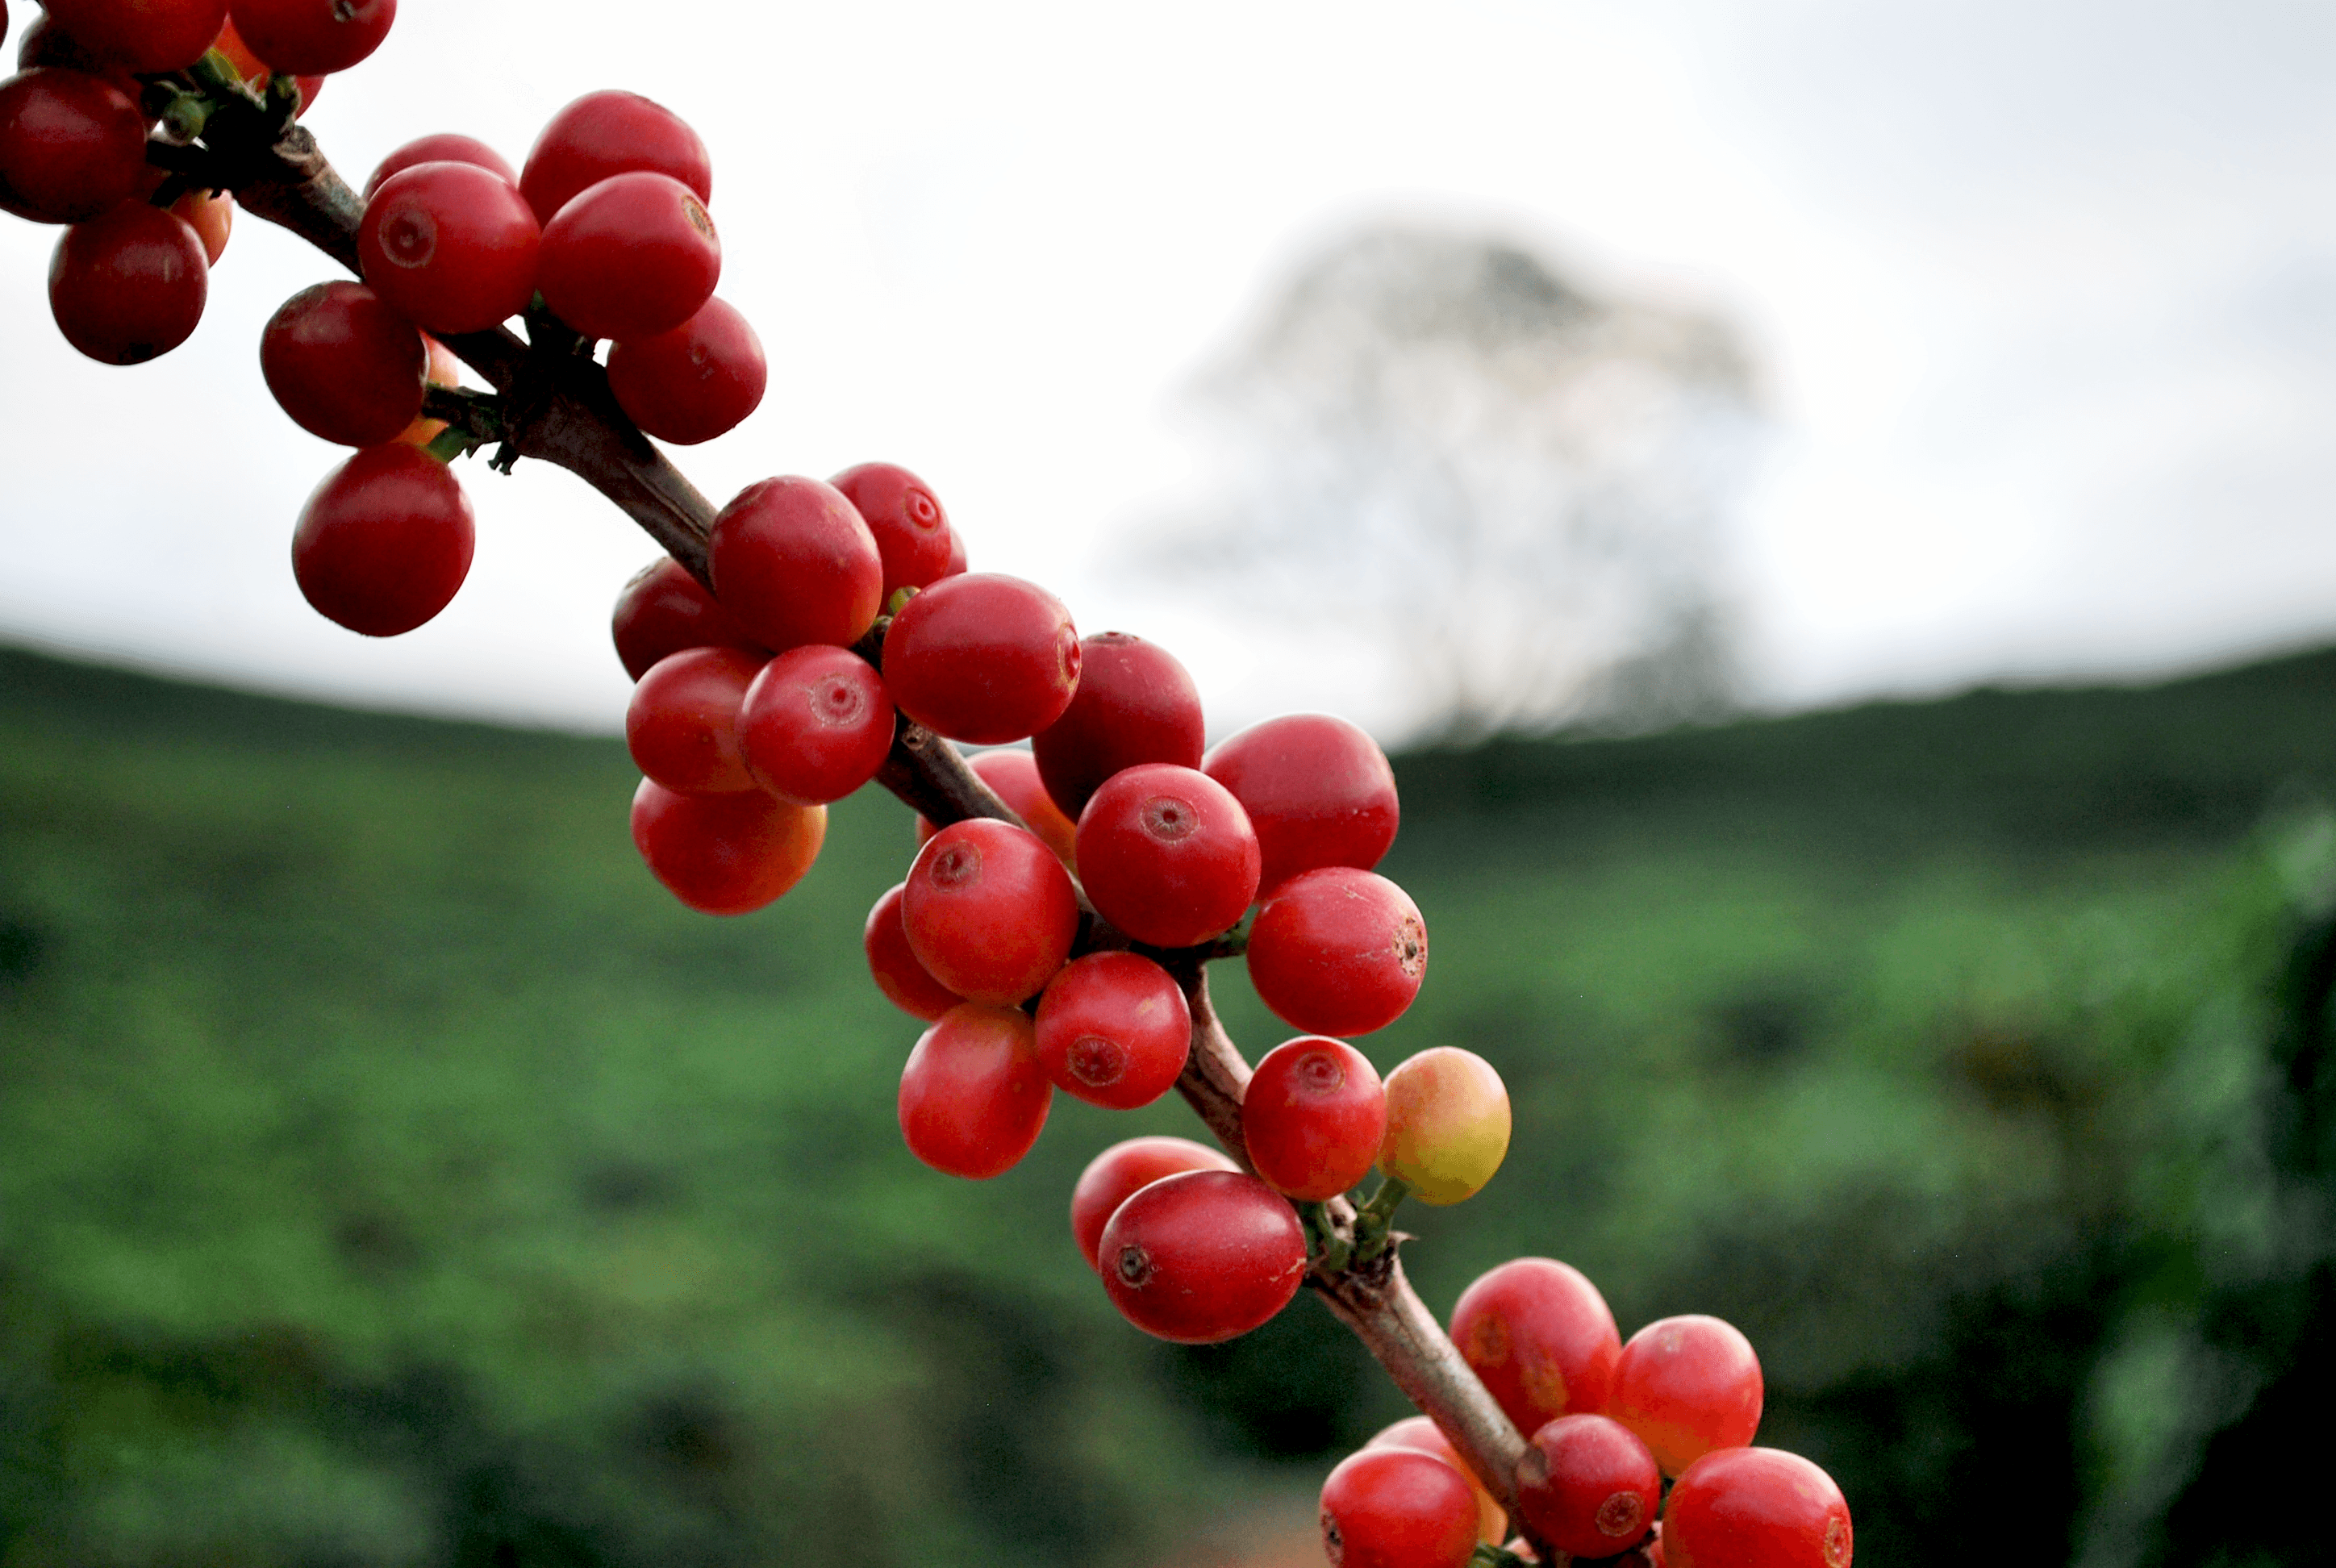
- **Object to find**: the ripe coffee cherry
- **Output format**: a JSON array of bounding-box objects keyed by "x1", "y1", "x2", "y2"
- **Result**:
[
  {"x1": 943, "y1": 528, "x2": 968, "y2": 578},
  {"x1": 864, "y1": 882, "x2": 961, "y2": 1023},
  {"x1": 1317, "y1": 1447, "x2": 1479, "y2": 1568},
  {"x1": 359, "y1": 161, "x2": 540, "y2": 336},
  {"x1": 1516, "y1": 1414, "x2": 1661, "y2": 1559},
  {"x1": 882, "y1": 573, "x2": 1081, "y2": 744},
  {"x1": 707, "y1": 476, "x2": 884, "y2": 653},
  {"x1": 607, "y1": 297, "x2": 765, "y2": 444},
  {"x1": 1033, "y1": 952, "x2": 1191, "y2": 1110},
  {"x1": 1243, "y1": 1036, "x2": 1386, "y2": 1201},
  {"x1": 1247, "y1": 867, "x2": 1425, "y2": 1036},
  {"x1": 226, "y1": 0, "x2": 394, "y2": 75},
  {"x1": 832, "y1": 461, "x2": 953, "y2": 603},
  {"x1": 1364, "y1": 1417, "x2": 1507, "y2": 1546},
  {"x1": 1450, "y1": 1257, "x2": 1623, "y2": 1440},
  {"x1": 1609, "y1": 1316, "x2": 1763, "y2": 1478},
  {"x1": 169, "y1": 188, "x2": 232, "y2": 264},
  {"x1": 629, "y1": 778, "x2": 825, "y2": 916},
  {"x1": 48, "y1": 0, "x2": 225, "y2": 73},
  {"x1": 1076, "y1": 764, "x2": 1260, "y2": 949},
  {"x1": 208, "y1": 18, "x2": 324, "y2": 115},
  {"x1": 1098, "y1": 1170, "x2": 1306, "y2": 1344},
  {"x1": 0, "y1": 68, "x2": 148, "y2": 224},
  {"x1": 290, "y1": 445, "x2": 473, "y2": 636},
  {"x1": 1664, "y1": 1449, "x2": 1851, "y2": 1568},
  {"x1": 916, "y1": 749, "x2": 1079, "y2": 871},
  {"x1": 611, "y1": 556, "x2": 765, "y2": 682},
  {"x1": 1032, "y1": 632, "x2": 1206, "y2": 820},
  {"x1": 48, "y1": 202, "x2": 208, "y2": 365},
  {"x1": 737, "y1": 644, "x2": 895, "y2": 805},
  {"x1": 1204, "y1": 713, "x2": 1400, "y2": 893},
  {"x1": 521, "y1": 90, "x2": 711, "y2": 227},
  {"x1": 625, "y1": 646, "x2": 765, "y2": 797},
  {"x1": 261, "y1": 281, "x2": 428, "y2": 446},
  {"x1": 1379, "y1": 1048, "x2": 1508, "y2": 1205},
  {"x1": 898, "y1": 1003, "x2": 1053, "y2": 1179},
  {"x1": 903, "y1": 818, "x2": 1078, "y2": 1005},
  {"x1": 537, "y1": 171, "x2": 720, "y2": 342},
  {"x1": 365, "y1": 133, "x2": 517, "y2": 198},
  {"x1": 1069, "y1": 1136, "x2": 1237, "y2": 1274}
]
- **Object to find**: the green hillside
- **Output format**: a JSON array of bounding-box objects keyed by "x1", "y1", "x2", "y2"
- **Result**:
[{"x1": 2, "y1": 643, "x2": 2331, "y2": 1568}]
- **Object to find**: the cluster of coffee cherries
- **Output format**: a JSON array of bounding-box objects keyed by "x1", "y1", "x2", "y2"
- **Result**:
[{"x1": 1316, "y1": 1257, "x2": 1852, "y2": 1568}]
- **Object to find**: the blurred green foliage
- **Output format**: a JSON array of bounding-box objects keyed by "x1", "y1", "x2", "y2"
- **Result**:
[{"x1": 1, "y1": 644, "x2": 2330, "y2": 1567}]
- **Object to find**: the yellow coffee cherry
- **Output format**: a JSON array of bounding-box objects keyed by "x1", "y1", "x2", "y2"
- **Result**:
[{"x1": 1378, "y1": 1046, "x2": 1510, "y2": 1205}]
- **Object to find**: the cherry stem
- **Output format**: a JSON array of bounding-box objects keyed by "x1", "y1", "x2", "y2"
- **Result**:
[{"x1": 1349, "y1": 1175, "x2": 1409, "y2": 1264}]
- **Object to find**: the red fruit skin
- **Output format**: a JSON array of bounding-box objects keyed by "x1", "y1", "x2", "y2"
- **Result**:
[
  {"x1": 628, "y1": 778, "x2": 824, "y2": 916},
  {"x1": 1204, "y1": 713, "x2": 1400, "y2": 894},
  {"x1": 1033, "y1": 952, "x2": 1191, "y2": 1110},
  {"x1": 1068, "y1": 1136, "x2": 1237, "y2": 1275},
  {"x1": 1450, "y1": 1257, "x2": 1624, "y2": 1441},
  {"x1": 1609, "y1": 1316, "x2": 1765, "y2": 1478},
  {"x1": 1516, "y1": 1414, "x2": 1662, "y2": 1559},
  {"x1": 607, "y1": 296, "x2": 765, "y2": 444},
  {"x1": 942, "y1": 528, "x2": 968, "y2": 578},
  {"x1": 1098, "y1": 1170, "x2": 1306, "y2": 1344},
  {"x1": 896, "y1": 1003, "x2": 1052, "y2": 1180},
  {"x1": 611, "y1": 556, "x2": 765, "y2": 682},
  {"x1": 226, "y1": 0, "x2": 394, "y2": 75},
  {"x1": 0, "y1": 68, "x2": 148, "y2": 223},
  {"x1": 863, "y1": 882, "x2": 961, "y2": 1023},
  {"x1": 537, "y1": 170, "x2": 720, "y2": 342},
  {"x1": 707, "y1": 476, "x2": 884, "y2": 654},
  {"x1": 358, "y1": 161, "x2": 540, "y2": 336},
  {"x1": 260, "y1": 281, "x2": 427, "y2": 445},
  {"x1": 1075, "y1": 763, "x2": 1260, "y2": 949},
  {"x1": 206, "y1": 17, "x2": 323, "y2": 114},
  {"x1": 49, "y1": 0, "x2": 226, "y2": 73},
  {"x1": 831, "y1": 461, "x2": 953, "y2": 603},
  {"x1": 882, "y1": 573, "x2": 1081, "y2": 745},
  {"x1": 365, "y1": 133, "x2": 516, "y2": 199},
  {"x1": 1317, "y1": 1447, "x2": 1480, "y2": 1568},
  {"x1": 1032, "y1": 632, "x2": 1206, "y2": 820},
  {"x1": 290, "y1": 446, "x2": 473, "y2": 636},
  {"x1": 737, "y1": 644, "x2": 895, "y2": 805},
  {"x1": 169, "y1": 187, "x2": 232, "y2": 264},
  {"x1": 1246, "y1": 867, "x2": 1427, "y2": 1036},
  {"x1": 1364, "y1": 1417, "x2": 1508, "y2": 1546},
  {"x1": 902, "y1": 819, "x2": 1078, "y2": 1005},
  {"x1": 1242, "y1": 1036, "x2": 1386, "y2": 1201},
  {"x1": 625, "y1": 646, "x2": 765, "y2": 797},
  {"x1": 520, "y1": 90, "x2": 711, "y2": 226},
  {"x1": 916, "y1": 749, "x2": 1078, "y2": 871},
  {"x1": 1664, "y1": 1449, "x2": 1851, "y2": 1568},
  {"x1": 48, "y1": 202, "x2": 207, "y2": 365}
]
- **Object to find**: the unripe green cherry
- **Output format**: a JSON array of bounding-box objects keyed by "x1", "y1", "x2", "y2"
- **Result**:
[{"x1": 1379, "y1": 1047, "x2": 1510, "y2": 1205}]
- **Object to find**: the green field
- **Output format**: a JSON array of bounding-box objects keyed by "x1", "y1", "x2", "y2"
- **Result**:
[{"x1": 2, "y1": 643, "x2": 2330, "y2": 1567}]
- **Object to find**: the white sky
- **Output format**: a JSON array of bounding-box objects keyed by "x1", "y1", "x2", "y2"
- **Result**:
[{"x1": 3, "y1": 0, "x2": 2334, "y2": 738}]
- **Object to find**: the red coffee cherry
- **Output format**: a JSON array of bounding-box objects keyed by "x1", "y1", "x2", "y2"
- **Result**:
[
  {"x1": 1380, "y1": 1047, "x2": 1508, "y2": 1206},
  {"x1": 897, "y1": 1002, "x2": 1053, "y2": 1180},
  {"x1": 629, "y1": 778, "x2": 825, "y2": 916},
  {"x1": 610, "y1": 557, "x2": 765, "y2": 682},
  {"x1": 1363, "y1": 1417, "x2": 1506, "y2": 1546},
  {"x1": 607, "y1": 296, "x2": 765, "y2": 445},
  {"x1": 358, "y1": 161, "x2": 540, "y2": 336},
  {"x1": 1032, "y1": 632, "x2": 1206, "y2": 820},
  {"x1": 1450, "y1": 1257, "x2": 1622, "y2": 1441},
  {"x1": 1516, "y1": 1414, "x2": 1662, "y2": 1559},
  {"x1": 48, "y1": 0, "x2": 226, "y2": 73},
  {"x1": 1317, "y1": 1447, "x2": 1479, "y2": 1568},
  {"x1": 736, "y1": 644, "x2": 895, "y2": 805},
  {"x1": 170, "y1": 187, "x2": 232, "y2": 264},
  {"x1": 226, "y1": 0, "x2": 394, "y2": 75},
  {"x1": 1068, "y1": 1136, "x2": 1237, "y2": 1275},
  {"x1": 707, "y1": 475, "x2": 884, "y2": 654},
  {"x1": 537, "y1": 171, "x2": 720, "y2": 342},
  {"x1": 863, "y1": 882, "x2": 961, "y2": 1023},
  {"x1": 1204, "y1": 713, "x2": 1400, "y2": 894},
  {"x1": 207, "y1": 15, "x2": 324, "y2": 115},
  {"x1": 902, "y1": 818, "x2": 1079, "y2": 1005},
  {"x1": 914, "y1": 749, "x2": 1079, "y2": 872},
  {"x1": 832, "y1": 461, "x2": 954, "y2": 603},
  {"x1": 1664, "y1": 1448, "x2": 1851, "y2": 1568},
  {"x1": 882, "y1": 573, "x2": 1080, "y2": 744},
  {"x1": 48, "y1": 202, "x2": 208, "y2": 365},
  {"x1": 1033, "y1": 952, "x2": 1191, "y2": 1110},
  {"x1": 0, "y1": 68, "x2": 149, "y2": 224},
  {"x1": 365, "y1": 132, "x2": 517, "y2": 198},
  {"x1": 1245, "y1": 866, "x2": 1426, "y2": 1036},
  {"x1": 1243, "y1": 1036, "x2": 1386, "y2": 1202},
  {"x1": 942, "y1": 527, "x2": 968, "y2": 578},
  {"x1": 1097, "y1": 1170, "x2": 1306, "y2": 1344},
  {"x1": 290, "y1": 445, "x2": 473, "y2": 636},
  {"x1": 521, "y1": 90, "x2": 711, "y2": 227},
  {"x1": 625, "y1": 646, "x2": 765, "y2": 797},
  {"x1": 1076, "y1": 763, "x2": 1260, "y2": 949},
  {"x1": 1609, "y1": 1316, "x2": 1764, "y2": 1477},
  {"x1": 260, "y1": 281, "x2": 428, "y2": 445}
]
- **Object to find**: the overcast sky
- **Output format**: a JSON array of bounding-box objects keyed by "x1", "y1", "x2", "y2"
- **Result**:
[{"x1": 2, "y1": 0, "x2": 2332, "y2": 738}]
